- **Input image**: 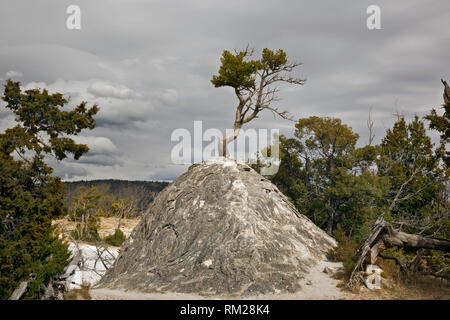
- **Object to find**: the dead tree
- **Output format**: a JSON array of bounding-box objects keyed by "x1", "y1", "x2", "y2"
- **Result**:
[
  {"x1": 113, "y1": 197, "x2": 137, "y2": 231},
  {"x1": 93, "y1": 243, "x2": 116, "y2": 273},
  {"x1": 346, "y1": 214, "x2": 450, "y2": 288}
]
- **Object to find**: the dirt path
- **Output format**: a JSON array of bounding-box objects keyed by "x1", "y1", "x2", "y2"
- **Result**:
[{"x1": 90, "y1": 260, "x2": 353, "y2": 300}]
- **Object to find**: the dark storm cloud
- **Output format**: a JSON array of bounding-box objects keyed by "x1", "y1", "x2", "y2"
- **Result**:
[{"x1": 0, "y1": 0, "x2": 449, "y2": 180}]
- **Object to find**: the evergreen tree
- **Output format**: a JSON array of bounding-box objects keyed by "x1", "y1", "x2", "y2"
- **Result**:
[
  {"x1": 270, "y1": 116, "x2": 385, "y2": 237},
  {"x1": 0, "y1": 80, "x2": 98, "y2": 299},
  {"x1": 425, "y1": 79, "x2": 450, "y2": 167},
  {"x1": 211, "y1": 47, "x2": 304, "y2": 156},
  {"x1": 378, "y1": 115, "x2": 447, "y2": 236}
]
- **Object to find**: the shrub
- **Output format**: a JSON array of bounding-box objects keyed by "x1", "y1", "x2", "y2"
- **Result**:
[
  {"x1": 104, "y1": 229, "x2": 126, "y2": 247},
  {"x1": 70, "y1": 222, "x2": 100, "y2": 242},
  {"x1": 328, "y1": 225, "x2": 360, "y2": 276}
]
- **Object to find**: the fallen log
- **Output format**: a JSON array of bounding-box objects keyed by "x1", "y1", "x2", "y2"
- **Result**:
[
  {"x1": 346, "y1": 215, "x2": 450, "y2": 289},
  {"x1": 8, "y1": 273, "x2": 36, "y2": 300},
  {"x1": 39, "y1": 251, "x2": 84, "y2": 300}
]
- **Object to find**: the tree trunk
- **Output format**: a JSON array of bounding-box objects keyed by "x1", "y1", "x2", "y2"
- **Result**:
[
  {"x1": 326, "y1": 200, "x2": 336, "y2": 235},
  {"x1": 326, "y1": 212, "x2": 334, "y2": 235},
  {"x1": 9, "y1": 281, "x2": 30, "y2": 300},
  {"x1": 383, "y1": 229, "x2": 450, "y2": 251},
  {"x1": 117, "y1": 212, "x2": 123, "y2": 231},
  {"x1": 219, "y1": 123, "x2": 242, "y2": 157},
  {"x1": 346, "y1": 215, "x2": 450, "y2": 288}
]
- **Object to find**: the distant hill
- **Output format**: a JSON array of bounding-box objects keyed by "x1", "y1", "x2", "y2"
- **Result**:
[{"x1": 64, "y1": 179, "x2": 169, "y2": 213}]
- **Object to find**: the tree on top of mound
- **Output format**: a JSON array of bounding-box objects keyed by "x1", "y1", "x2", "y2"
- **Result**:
[{"x1": 211, "y1": 46, "x2": 305, "y2": 156}]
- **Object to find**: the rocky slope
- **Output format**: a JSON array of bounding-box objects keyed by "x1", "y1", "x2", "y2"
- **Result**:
[{"x1": 97, "y1": 158, "x2": 336, "y2": 296}]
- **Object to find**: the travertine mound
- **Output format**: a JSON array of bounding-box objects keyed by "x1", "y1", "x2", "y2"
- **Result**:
[{"x1": 98, "y1": 158, "x2": 336, "y2": 296}]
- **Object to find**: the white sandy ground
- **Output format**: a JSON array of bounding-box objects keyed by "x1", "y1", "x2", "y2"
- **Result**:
[
  {"x1": 90, "y1": 260, "x2": 353, "y2": 300},
  {"x1": 66, "y1": 243, "x2": 119, "y2": 290}
]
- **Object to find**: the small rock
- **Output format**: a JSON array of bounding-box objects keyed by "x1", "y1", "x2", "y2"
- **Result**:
[
  {"x1": 323, "y1": 267, "x2": 333, "y2": 274},
  {"x1": 202, "y1": 259, "x2": 213, "y2": 268},
  {"x1": 306, "y1": 280, "x2": 312, "y2": 285}
]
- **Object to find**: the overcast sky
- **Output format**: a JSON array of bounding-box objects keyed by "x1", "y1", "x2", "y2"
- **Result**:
[{"x1": 0, "y1": 0, "x2": 449, "y2": 181}]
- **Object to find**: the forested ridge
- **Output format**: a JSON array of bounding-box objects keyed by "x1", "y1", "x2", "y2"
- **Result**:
[{"x1": 64, "y1": 180, "x2": 168, "y2": 213}]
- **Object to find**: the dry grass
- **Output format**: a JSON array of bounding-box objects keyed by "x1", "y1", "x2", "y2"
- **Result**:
[
  {"x1": 353, "y1": 276, "x2": 450, "y2": 300},
  {"x1": 65, "y1": 283, "x2": 92, "y2": 300},
  {"x1": 53, "y1": 217, "x2": 139, "y2": 241}
]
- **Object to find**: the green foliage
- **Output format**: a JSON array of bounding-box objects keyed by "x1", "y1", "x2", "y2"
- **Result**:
[
  {"x1": 211, "y1": 49, "x2": 260, "y2": 90},
  {"x1": 64, "y1": 180, "x2": 166, "y2": 214},
  {"x1": 67, "y1": 186, "x2": 137, "y2": 243},
  {"x1": 425, "y1": 79, "x2": 450, "y2": 167},
  {"x1": 2, "y1": 80, "x2": 98, "y2": 161},
  {"x1": 261, "y1": 48, "x2": 288, "y2": 71},
  {"x1": 70, "y1": 222, "x2": 100, "y2": 242},
  {"x1": 67, "y1": 185, "x2": 139, "y2": 220},
  {"x1": 269, "y1": 112, "x2": 449, "y2": 280},
  {"x1": 110, "y1": 196, "x2": 138, "y2": 218},
  {"x1": 295, "y1": 116, "x2": 359, "y2": 162},
  {"x1": 104, "y1": 229, "x2": 126, "y2": 247},
  {"x1": 271, "y1": 116, "x2": 381, "y2": 236},
  {"x1": 378, "y1": 116, "x2": 446, "y2": 236},
  {"x1": 271, "y1": 114, "x2": 447, "y2": 236},
  {"x1": 211, "y1": 48, "x2": 291, "y2": 92},
  {"x1": 211, "y1": 47, "x2": 304, "y2": 156},
  {"x1": 328, "y1": 225, "x2": 359, "y2": 275},
  {"x1": 375, "y1": 115, "x2": 449, "y2": 275},
  {"x1": 0, "y1": 80, "x2": 98, "y2": 299}
]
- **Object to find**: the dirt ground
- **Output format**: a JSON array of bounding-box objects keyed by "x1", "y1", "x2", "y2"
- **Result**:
[
  {"x1": 90, "y1": 278, "x2": 450, "y2": 300},
  {"x1": 90, "y1": 260, "x2": 353, "y2": 300},
  {"x1": 89, "y1": 259, "x2": 450, "y2": 300}
]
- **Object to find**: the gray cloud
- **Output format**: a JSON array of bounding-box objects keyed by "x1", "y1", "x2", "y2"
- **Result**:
[
  {"x1": 0, "y1": 0, "x2": 449, "y2": 181},
  {"x1": 21, "y1": 79, "x2": 153, "y2": 128},
  {"x1": 70, "y1": 154, "x2": 123, "y2": 167},
  {"x1": 157, "y1": 89, "x2": 179, "y2": 107},
  {"x1": 50, "y1": 161, "x2": 89, "y2": 180},
  {"x1": 87, "y1": 82, "x2": 138, "y2": 100},
  {"x1": 5, "y1": 70, "x2": 23, "y2": 78},
  {"x1": 68, "y1": 135, "x2": 123, "y2": 167},
  {"x1": 72, "y1": 136, "x2": 118, "y2": 156}
]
